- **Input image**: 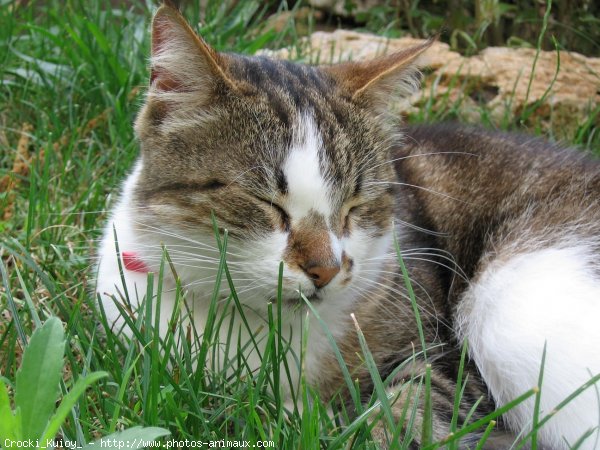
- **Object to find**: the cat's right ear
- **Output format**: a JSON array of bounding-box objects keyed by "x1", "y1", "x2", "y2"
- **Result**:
[
  {"x1": 148, "y1": 5, "x2": 235, "y2": 100},
  {"x1": 322, "y1": 39, "x2": 434, "y2": 113}
]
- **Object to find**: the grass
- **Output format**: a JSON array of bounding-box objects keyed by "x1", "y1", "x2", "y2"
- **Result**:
[
  {"x1": 349, "y1": 0, "x2": 600, "y2": 56},
  {"x1": 1, "y1": 0, "x2": 599, "y2": 448}
]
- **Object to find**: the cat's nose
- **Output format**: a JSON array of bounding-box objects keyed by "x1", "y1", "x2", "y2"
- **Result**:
[{"x1": 302, "y1": 263, "x2": 340, "y2": 288}]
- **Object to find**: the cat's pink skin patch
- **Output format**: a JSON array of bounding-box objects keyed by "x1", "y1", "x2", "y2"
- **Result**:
[{"x1": 122, "y1": 251, "x2": 150, "y2": 273}]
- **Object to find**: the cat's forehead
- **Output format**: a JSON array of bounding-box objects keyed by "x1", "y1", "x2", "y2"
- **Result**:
[
  {"x1": 283, "y1": 113, "x2": 335, "y2": 218},
  {"x1": 216, "y1": 56, "x2": 375, "y2": 199},
  {"x1": 225, "y1": 55, "x2": 347, "y2": 125},
  {"x1": 228, "y1": 56, "x2": 334, "y2": 103},
  {"x1": 219, "y1": 109, "x2": 357, "y2": 215}
]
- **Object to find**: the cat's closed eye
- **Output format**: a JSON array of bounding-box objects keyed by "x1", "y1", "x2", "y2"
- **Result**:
[
  {"x1": 256, "y1": 197, "x2": 290, "y2": 231},
  {"x1": 202, "y1": 179, "x2": 226, "y2": 190},
  {"x1": 272, "y1": 203, "x2": 290, "y2": 231},
  {"x1": 140, "y1": 179, "x2": 227, "y2": 198},
  {"x1": 343, "y1": 205, "x2": 360, "y2": 234}
]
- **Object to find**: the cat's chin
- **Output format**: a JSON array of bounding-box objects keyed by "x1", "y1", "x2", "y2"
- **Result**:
[
  {"x1": 276, "y1": 290, "x2": 324, "y2": 306},
  {"x1": 303, "y1": 292, "x2": 323, "y2": 303}
]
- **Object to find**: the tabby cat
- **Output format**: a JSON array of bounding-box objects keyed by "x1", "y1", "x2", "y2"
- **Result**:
[{"x1": 96, "y1": 4, "x2": 600, "y2": 449}]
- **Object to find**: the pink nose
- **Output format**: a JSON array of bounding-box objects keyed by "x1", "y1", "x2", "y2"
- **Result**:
[{"x1": 302, "y1": 264, "x2": 340, "y2": 288}]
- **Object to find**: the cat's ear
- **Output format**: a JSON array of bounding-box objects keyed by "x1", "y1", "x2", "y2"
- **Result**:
[
  {"x1": 149, "y1": 4, "x2": 234, "y2": 96},
  {"x1": 322, "y1": 39, "x2": 434, "y2": 108}
]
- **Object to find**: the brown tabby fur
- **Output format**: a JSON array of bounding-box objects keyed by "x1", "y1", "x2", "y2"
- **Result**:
[{"x1": 122, "y1": 4, "x2": 600, "y2": 449}]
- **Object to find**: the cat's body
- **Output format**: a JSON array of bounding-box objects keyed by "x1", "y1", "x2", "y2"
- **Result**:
[{"x1": 96, "y1": 5, "x2": 600, "y2": 449}]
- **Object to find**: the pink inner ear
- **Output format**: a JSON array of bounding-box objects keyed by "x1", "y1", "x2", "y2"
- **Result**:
[
  {"x1": 150, "y1": 17, "x2": 184, "y2": 92},
  {"x1": 150, "y1": 68, "x2": 184, "y2": 92}
]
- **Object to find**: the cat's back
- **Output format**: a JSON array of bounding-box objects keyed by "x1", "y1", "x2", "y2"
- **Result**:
[
  {"x1": 396, "y1": 123, "x2": 600, "y2": 275},
  {"x1": 399, "y1": 123, "x2": 600, "y2": 202},
  {"x1": 399, "y1": 123, "x2": 600, "y2": 205},
  {"x1": 396, "y1": 123, "x2": 600, "y2": 449}
]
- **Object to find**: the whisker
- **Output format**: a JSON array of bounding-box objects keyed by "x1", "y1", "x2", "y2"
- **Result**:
[
  {"x1": 394, "y1": 218, "x2": 448, "y2": 237},
  {"x1": 369, "y1": 151, "x2": 478, "y2": 170},
  {"x1": 354, "y1": 273, "x2": 447, "y2": 329},
  {"x1": 365, "y1": 180, "x2": 469, "y2": 205}
]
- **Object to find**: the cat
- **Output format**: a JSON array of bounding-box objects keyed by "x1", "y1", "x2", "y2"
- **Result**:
[{"x1": 96, "y1": 4, "x2": 600, "y2": 449}]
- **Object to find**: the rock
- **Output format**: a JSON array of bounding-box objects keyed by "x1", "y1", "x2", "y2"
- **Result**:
[{"x1": 260, "y1": 29, "x2": 600, "y2": 140}]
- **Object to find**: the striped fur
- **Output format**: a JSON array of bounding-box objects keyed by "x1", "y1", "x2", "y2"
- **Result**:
[{"x1": 96, "y1": 5, "x2": 600, "y2": 449}]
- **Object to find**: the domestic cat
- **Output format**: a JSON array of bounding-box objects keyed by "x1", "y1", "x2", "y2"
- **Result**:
[{"x1": 96, "y1": 4, "x2": 600, "y2": 448}]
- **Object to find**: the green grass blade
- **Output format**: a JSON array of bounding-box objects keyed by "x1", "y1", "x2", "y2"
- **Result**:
[
  {"x1": 515, "y1": 373, "x2": 600, "y2": 449},
  {"x1": 425, "y1": 388, "x2": 537, "y2": 449},
  {"x1": 14, "y1": 263, "x2": 42, "y2": 328},
  {"x1": 301, "y1": 296, "x2": 362, "y2": 413},
  {"x1": 0, "y1": 256, "x2": 28, "y2": 346},
  {"x1": 40, "y1": 371, "x2": 108, "y2": 443},
  {"x1": 0, "y1": 378, "x2": 21, "y2": 441},
  {"x1": 350, "y1": 313, "x2": 395, "y2": 433},
  {"x1": 474, "y1": 420, "x2": 496, "y2": 450},
  {"x1": 569, "y1": 426, "x2": 600, "y2": 450},
  {"x1": 15, "y1": 317, "x2": 65, "y2": 441},
  {"x1": 393, "y1": 231, "x2": 427, "y2": 359},
  {"x1": 448, "y1": 340, "x2": 469, "y2": 450},
  {"x1": 531, "y1": 342, "x2": 547, "y2": 450},
  {"x1": 421, "y1": 363, "x2": 433, "y2": 446},
  {"x1": 522, "y1": 0, "x2": 552, "y2": 110}
]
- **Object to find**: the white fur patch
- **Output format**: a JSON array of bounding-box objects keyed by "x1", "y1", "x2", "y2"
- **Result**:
[
  {"x1": 283, "y1": 115, "x2": 332, "y2": 220},
  {"x1": 329, "y1": 231, "x2": 343, "y2": 263},
  {"x1": 456, "y1": 245, "x2": 600, "y2": 449},
  {"x1": 95, "y1": 160, "x2": 158, "y2": 331}
]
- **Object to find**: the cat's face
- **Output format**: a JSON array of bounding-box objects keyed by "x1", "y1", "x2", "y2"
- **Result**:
[{"x1": 130, "y1": 6, "x2": 429, "y2": 309}]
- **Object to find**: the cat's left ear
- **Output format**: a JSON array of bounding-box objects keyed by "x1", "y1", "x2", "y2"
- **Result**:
[
  {"x1": 149, "y1": 4, "x2": 236, "y2": 96},
  {"x1": 322, "y1": 39, "x2": 434, "y2": 109}
]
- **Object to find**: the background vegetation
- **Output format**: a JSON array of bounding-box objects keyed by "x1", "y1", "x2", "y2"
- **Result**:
[
  {"x1": 0, "y1": 0, "x2": 599, "y2": 448},
  {"x1": 347, "y1": 0, "x2": 599, "y2": 56}
]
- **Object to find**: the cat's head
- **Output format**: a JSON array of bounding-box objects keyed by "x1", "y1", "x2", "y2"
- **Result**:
[{"x1": 131, "y1": 5, "x2": 430, "y2": 311}]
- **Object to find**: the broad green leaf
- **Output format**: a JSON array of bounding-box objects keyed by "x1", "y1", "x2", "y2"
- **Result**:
[
  {"x1": 81, "y1": 427, "x2": 171, "y2": 450},
  {"x1": 15, "y1": 317, "x2": 66, "y2": 441},
  {"x1": 40, "y1": 371, "x2": 108, "y2": 443},
  {"x1": 0, "y1": 378, "x2": 21, "y2": 441}
]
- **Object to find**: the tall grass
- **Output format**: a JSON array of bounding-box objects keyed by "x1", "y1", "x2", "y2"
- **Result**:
[
  {"x1": 348, "y1": 0, "x2": 600, "y2": 56},
  {"x1": 1, "y1": 0, "x2": 599, "y2": 448}
]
